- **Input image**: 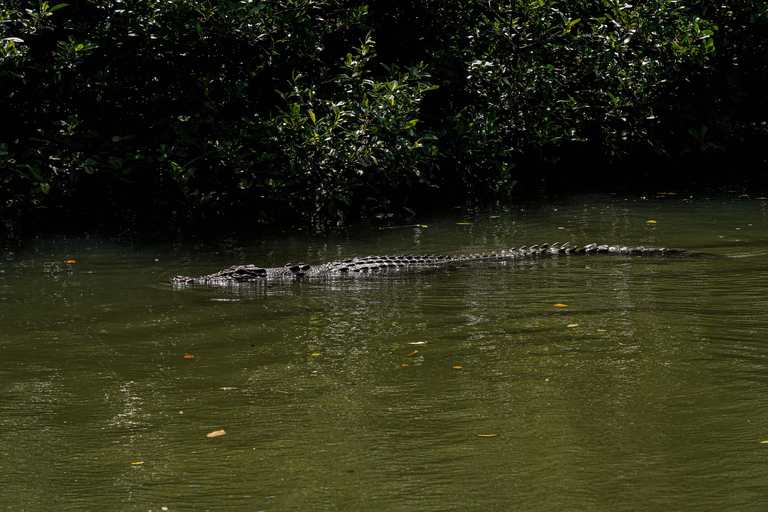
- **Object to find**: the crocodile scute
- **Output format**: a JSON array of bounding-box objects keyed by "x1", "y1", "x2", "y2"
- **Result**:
[{"x1": 170, "y1": 242, "x2": 688, "y2": 286}]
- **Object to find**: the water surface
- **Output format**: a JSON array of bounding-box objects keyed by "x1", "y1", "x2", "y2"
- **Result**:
[{"x1": 2, "y1": 195, "x2": 767, "y2": 511}]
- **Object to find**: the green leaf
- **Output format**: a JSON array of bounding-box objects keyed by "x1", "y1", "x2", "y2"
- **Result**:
[
  {"x1": 25, "y1": 166, "x2": 43, "y2": 181},
  {"x1": 49, "y1": 3, "x2": 68, "y2": 12}
]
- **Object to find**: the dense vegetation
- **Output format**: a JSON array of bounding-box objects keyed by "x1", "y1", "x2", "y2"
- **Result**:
[{"x1": 1, "y1": 1, "x2": 767, "y2": 226}]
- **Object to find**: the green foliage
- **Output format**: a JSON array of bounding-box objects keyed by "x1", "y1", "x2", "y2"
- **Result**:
[
  {"x1": 1, "y1": 0, "x2": 765, "y2": 224},
  {"x1": 163, "y1": 33, "x2": 441, "y2": 222},
  {"x1": 412, "y1": 0, "x2": 722, "y2": 163},
  {"x1": 248, "y1": 34, "x2": 440, "y2": 221}
]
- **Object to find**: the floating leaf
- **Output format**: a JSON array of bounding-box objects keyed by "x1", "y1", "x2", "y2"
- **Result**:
[
  {"x1": 311, "y1": 352, "x2": 322, "y2": 357},
  {"x1": 408, "y1": 341, "x2": 427, "y2": 345},
  {"x1": 402, "y1": 364, "x2": 409, "y2": 367},
  {"x1": 597, "y1": 329, "x2": 606, "y2": 332},
  {"x1": 66, "y1": 260, "x2": 76, "y2": 263},
  {"x1": 184, "y1": 354, "x2": 194, "y2": 359},
  {"x1": 760, "y1": 440, "x2": 768, "y2": 444},
  {"x1": 567, "y1": 324, "x2": 579, "y2": 328},
  {"x1": 474, "y1": 434, "x2": 498, "y2": 438},
  {"x1": 647, "y1": 220, "x2": 657, "y2": 224},
  {"x1": 130, "y1": 461, "x2": 144, "y2": 465},
  {"x1": 270, "y1": 388, "x2": 289, "y2": 394},
  {"x1": 554, "y1": 304, "x2": 568, "y2": 307},
  {"x1": 407, "y1": 350, "x2": 419, "y2": 356},
  {"x1": 489, "y1": 215, "x2": 501, "y2": 219},
  {"x1": 453, "y1": 366, "x2": 463, "y2": 369},
  {"x1": 456, "y1": 222, "x2": 474, "y2": 225},
  {"x1": 207, "y1": 429, "x2": 227, "y2": 438}
]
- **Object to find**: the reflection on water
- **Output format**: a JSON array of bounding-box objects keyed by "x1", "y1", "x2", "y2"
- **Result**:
[{"x1": 1, "y1": 195, "x2": 768, "y2": 511}]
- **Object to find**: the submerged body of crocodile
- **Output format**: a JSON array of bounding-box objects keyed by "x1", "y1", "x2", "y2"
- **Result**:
[{"x1": 171, "y1": 242, "x2": 688, "y2": 286}]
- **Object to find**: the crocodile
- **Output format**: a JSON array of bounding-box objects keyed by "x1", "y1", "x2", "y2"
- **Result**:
[{"x1": 170, "y1": 242, "x2": 690, "y2": 286}]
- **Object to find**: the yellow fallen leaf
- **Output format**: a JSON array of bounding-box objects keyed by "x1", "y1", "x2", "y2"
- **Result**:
[
  {"x1": 407, "y1": 350, "x2": 419, "y2": 356},
  {"x1": 567, "y1": 324, "x2": 579, "y2": 328},
  {"x1": 647, "y1": 220, "x2": 657, "y2": 224},
  {"x1": 207, "y1": 429, "x2": 227, "y2": 438},
  {"x1": 456, "y1": 222, "x2": 474, "y2": 225},
  {"x1": 597, "y1": 329, "x2": 606, "y2": 332},
  {"x1": 311, "y1": 352, "x2": 322, "y2": 356},
  {"x1": 474, "y1": 434, "x2": 499, "y2": 438},
  {"x1": 130, "y1": 461, "x2": 144, "y2": 465},
  {"x1": 402, "y1": 364, "x2": 409, "y2": 367},
  {"x1": 184, "y1": 354, "x2": 194, "y2": 359},
  {"x1": 453, "y1": 366, "x2": 463, "y2": 369},
  {"x1": 554, "y1": 304, "x2": 567, "y2": 307},
  {"x1": 761, "y1": 440, "x2": 768, "y2": 444}
]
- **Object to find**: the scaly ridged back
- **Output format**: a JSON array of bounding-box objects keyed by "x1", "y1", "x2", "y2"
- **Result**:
[{"x1": 170, "y1": 242, "x2": 687, "y2": 286}]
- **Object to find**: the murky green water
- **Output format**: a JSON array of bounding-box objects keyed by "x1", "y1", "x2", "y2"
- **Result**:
[{"x1": 2, "y1": 195, "x2": 768, "y2": 511}]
